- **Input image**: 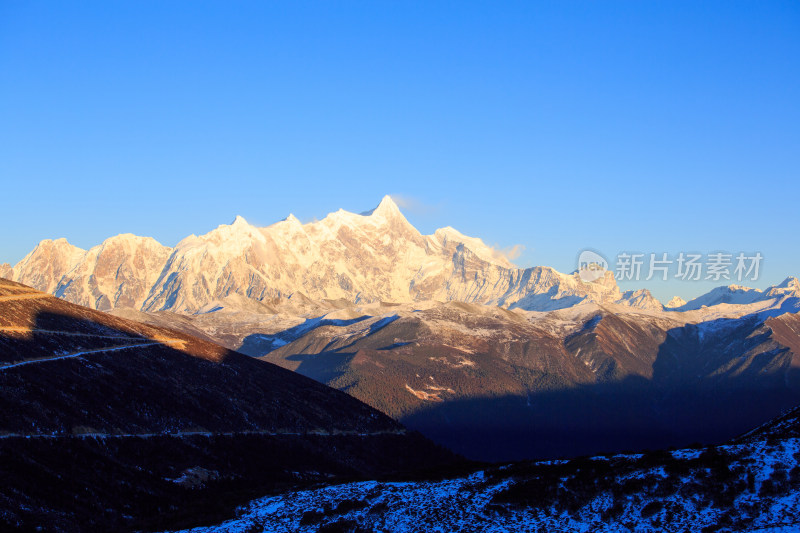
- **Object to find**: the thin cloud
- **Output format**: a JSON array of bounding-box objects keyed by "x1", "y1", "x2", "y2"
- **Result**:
[
  {"x1": 489, "y1": 243, "x2": 526, "y2": 264},
  {"x1": 501, "y1": 244, "x2": 526, "y2": 261},
  {"x1": 388, "y1": 194, "x2": 441, "y2": 216}
]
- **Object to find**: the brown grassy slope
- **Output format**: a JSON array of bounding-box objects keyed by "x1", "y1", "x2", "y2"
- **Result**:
[
  {"x1": 259, "y1": 304, "x2": 800, "y2": 461},
  {"x1": 0, "y1": 278, "x2": 404, "y2": 435},
  {"x1": 0, "y1": 279, "x2": 459, "y2": 531}
]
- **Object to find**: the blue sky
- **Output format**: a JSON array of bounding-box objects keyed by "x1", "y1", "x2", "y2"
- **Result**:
[{"x1": 1, "y1": 1, "x2": 798, "y2": 301}]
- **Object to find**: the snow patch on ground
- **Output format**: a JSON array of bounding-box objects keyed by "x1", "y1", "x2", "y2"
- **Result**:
[{"x1": 168, "y1": 438, "x2": 800, "y2": 533}]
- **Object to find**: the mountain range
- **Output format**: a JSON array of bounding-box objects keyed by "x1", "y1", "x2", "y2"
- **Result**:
[
  {"x1": 5, "y1": 196, "x2": 798, "y2": 317},
  {"x1": 3, "y1": 196, "x2": 800, "y2": 462},
  {"x1": 1, "y1": 196, "x2": 675, "y2": 314}
]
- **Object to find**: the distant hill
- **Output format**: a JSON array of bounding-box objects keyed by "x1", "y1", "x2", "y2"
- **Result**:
[{"x1": 242, "y1": 299, "x2": 800, "y2": 461}]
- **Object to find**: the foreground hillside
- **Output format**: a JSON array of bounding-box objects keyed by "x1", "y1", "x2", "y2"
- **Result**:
[
  {"x1": 171, "y1": 404, "x2": 800, "y2": 533},
  {"x1": 0, "y1": 279, "x2": 456, "y2": 531}
]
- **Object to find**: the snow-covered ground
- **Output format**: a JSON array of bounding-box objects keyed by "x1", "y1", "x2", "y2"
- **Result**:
[{"x1": 169, "y1": 438, "x2": 800, "y2": 533}]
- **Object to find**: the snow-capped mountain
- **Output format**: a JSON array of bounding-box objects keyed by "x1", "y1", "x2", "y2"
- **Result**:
[
  {"x1": 766, "y1": 275, "x2": 800, "y2": 298},
  {"x1": 673, "y1": 277, "x2": 800, "y2": 311},
  {"x1": 3, "y1": 196, "x2": 649, "y2": 314},
  {"x1": 665, "y1": 295, "x2": 687, "y2": 308},
  {"x1": 5, "y1": 196, "x2": 797, "y2": 316},
  {"x1": 12, "y1": 238, "x2": 86, "y2": 295},
  {"x1": 618, "y1": 288, "x2": 664, "y2": 311},
  {"x1": 54, "y1": 234, "x2": 172, "y2": 310}
]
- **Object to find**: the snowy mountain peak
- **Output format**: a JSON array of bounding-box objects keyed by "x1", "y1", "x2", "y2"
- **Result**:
[
  {"x1": 314, "y1": 196, "x2": 417, "y2": 237},
  {"x1": 361, "y1": 195, "x2": 402, "y2": 218},
  {"x1": 100, "y1": 233, "x2": 165, "y2": 248},
  {"x1": 726, "y1": 284, "x2": 756, "y2": 292},
  {"x1": 434, "y1": 226, "x2": 516, "y2": 269},
  {"x1": 283, "y1": 213, "x2": 301, "y2": 224},
  {"x1": 27, "y1": 237, "x2": 78, "y2": 250},
  {"x1": 617, "y1": 288, "x2": 664, "y2": 311},
  {"x1": 0, "y1": 263, "x2": 12, "y2": 280},
  {"x1": 434, "y1": 226, "x2": 468, "y2": 241},
  {"x1": 764, "y1": 276, "x2": 800, "y2": 300},
  {"x1": 675, "y1": 276, "x2": 800, "y2": 312},
  {"x1": 21, "y1": 237, "x2": 86, "y2": 262},
  {"x1": 208, "y1": 215, "x2": 264, "y2": 245},
  {"x1": 11, "y1": 237, "x2": 87, "y2": 295},
  {"x1": 666, "y1": 296, "x2": 687, "y2": 309}
]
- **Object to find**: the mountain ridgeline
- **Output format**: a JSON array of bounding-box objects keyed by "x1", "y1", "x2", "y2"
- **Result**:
[{"x1": 3, "y1": 196, "x2": 665, "y2": 314}]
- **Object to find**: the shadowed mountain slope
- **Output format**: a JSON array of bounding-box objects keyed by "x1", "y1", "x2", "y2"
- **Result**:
[
  {"x1": 111, "y1": 293, "x2": 800, "y2": 462},
  {"x1": 0, "y1": 279, "x2": 457, "y2": 531},
  {"x1": 248, "y1": 301, "x2": 800, "y2": 461}
]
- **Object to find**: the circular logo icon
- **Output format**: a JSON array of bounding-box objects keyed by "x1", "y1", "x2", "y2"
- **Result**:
[{"x1": 577, "y1": 250, "x2": 608, "y2": 283}]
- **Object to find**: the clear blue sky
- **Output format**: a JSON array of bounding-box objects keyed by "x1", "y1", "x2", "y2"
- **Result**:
[{"x1": 1, "y1": 1, "x2": 798, "y2": 301}]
